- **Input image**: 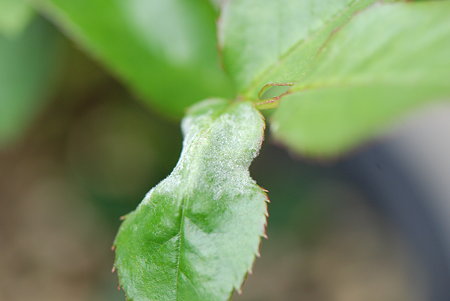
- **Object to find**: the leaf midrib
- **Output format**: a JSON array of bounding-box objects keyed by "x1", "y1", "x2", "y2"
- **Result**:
[{"x1": 173, "y1": 104, "x2": 232, "y2": 301}]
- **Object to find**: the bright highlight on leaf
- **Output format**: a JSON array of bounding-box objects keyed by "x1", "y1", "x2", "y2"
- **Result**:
[{"x1": 114, "y1": 99, "x2": 268, "y2": 301}]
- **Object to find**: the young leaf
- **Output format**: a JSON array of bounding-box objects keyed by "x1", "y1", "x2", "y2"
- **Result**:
[
  {"x1": 271, "y1": 2, "x2": 450, "y2": 156},
  {"x1": 114, "y1": 99, "x2": 267, "y2": 301},
  {"x1": 34, "y1": 0, "x2": 234, "y2": 117}
]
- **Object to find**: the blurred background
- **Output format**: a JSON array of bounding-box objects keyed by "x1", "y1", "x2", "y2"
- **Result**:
[{"x1": 1, "y1": 13, "x2": 450, "y2": 301}]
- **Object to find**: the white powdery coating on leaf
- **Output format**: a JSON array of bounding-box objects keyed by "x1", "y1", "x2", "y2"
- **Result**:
[
  {"x1": 116, "y1": 98, "x2": 267, "y2": 301},
  {"x1": 202, "y1": 102, "x2": 263, "y2": 200},
  {"x1": 144, "y1": 99, "x2": 264, "y2": 203}
]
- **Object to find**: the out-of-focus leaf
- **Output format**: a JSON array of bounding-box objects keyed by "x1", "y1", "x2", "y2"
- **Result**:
[
  {"x1": 219, "y1": 0, "x2": 374, "y2": 97},
  {"x1": 0, "y1": 0, "x2": 33, "y2": 36},
  {"x1": 35, "y1": 0, "x2": 234, "y2": 117},
  {"x1": 221, "y1": 0, "x2": 450, "y2": 157},
  {"x1": 0, "y1": 17, "x2": 62, "y2": 147},
  {"x1": 271, "y1": 2, "x2": 450, "y2": 156},
  {"x1": 114, "y1": 99, "x2": 267, "y2": 300}
]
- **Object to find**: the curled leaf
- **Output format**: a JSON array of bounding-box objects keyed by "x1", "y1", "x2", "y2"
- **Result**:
[{"x1": 114, "y1": 99, "x2": 268, "y2": 301}]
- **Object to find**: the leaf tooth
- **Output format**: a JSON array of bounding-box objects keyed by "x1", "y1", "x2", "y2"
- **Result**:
[
  {"x1": 262, "y1": 228, "x2": 268, "y2": 240},
  {"x1": 256, "y1": 183, "x2": 269, "y2": 193},
  {"x1": 263, "y1": 204, "x2": 269, "y2": 216},
  {"x1": 232, "y1": 276, "x2": 246, "y2": 298}
]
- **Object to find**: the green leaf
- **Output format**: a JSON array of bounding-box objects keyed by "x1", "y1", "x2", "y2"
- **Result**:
[
  {"x1": 114, "y1": 99, "x2": 267, "y2": 301},
  {"x1": 219, "y1": 0, "x2": 374, "y2": 97},
  {"x1": 0, "y1": 17, "x2": 63, "y2": 147},
  {"x1": 271, "y1": 2, "x2": 450, "y2": 156},
  {"x1": 221, "y1": 0, "x2": 450, "y2": 157},
  {"x1": 0, "y1": 0, "x2": 33, "y2": 36},
  {"x1": 35, "y1": 0, "x2": 234, "y2": 117}
]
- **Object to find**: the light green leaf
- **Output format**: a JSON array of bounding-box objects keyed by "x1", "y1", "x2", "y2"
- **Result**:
[
  {"x1": 271, "y1": 2, "x2": 450, "y2": 156},
  {"x1": 219, "y1": 0, "x2": 374, "y2": 97},
  {"x1": 35, "y1": 0, "x2": 234, "y2": 117},
  {"x1": 114, "y1": 99, "x2": 267, "y2": 300},
  {"x1": 0, "y1": 0, "x2": 33, "y2": 36},
  {"x1": 0, "y1": 17, "x2": 63, "y2": 147}
]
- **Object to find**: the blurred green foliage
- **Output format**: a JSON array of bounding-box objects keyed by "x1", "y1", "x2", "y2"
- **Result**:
[
  {"x1": 67, "y1": 98, "x2": 181, "y2": 221},
  {"x1": 0, "y1": 16, "x2": 63, "y2": 146},
  {"x1": 0, "y1": 0, "x2": 33, "y2": 36},
  {"x1": 36, "y1": 0, "x2": 234, "y2": 117},
  {"x1": 271, "y1": 2, "x2": 450, "y2": 156},
  {"x1": 220, "y1": 0, "x2": 450, "y2": 157}
]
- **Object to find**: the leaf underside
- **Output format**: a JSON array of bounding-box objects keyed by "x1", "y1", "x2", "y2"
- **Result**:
[{"x1": 114, "y1": 99, "x2": 268, "y2": 301}]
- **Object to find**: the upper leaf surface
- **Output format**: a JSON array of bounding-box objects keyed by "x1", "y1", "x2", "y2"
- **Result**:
[
  {"x1": 271, "y1": 2, "x2": 450, "y2": 156},
  {"x1": 219, "y1": 0, "x2": 374, "y2": 97},
  {"x1": 35, "y1": 0, "x2": 234, "y2": 117},
  {"x1": 114, "y1": 99, "x2": 267, "y2": 301}
]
